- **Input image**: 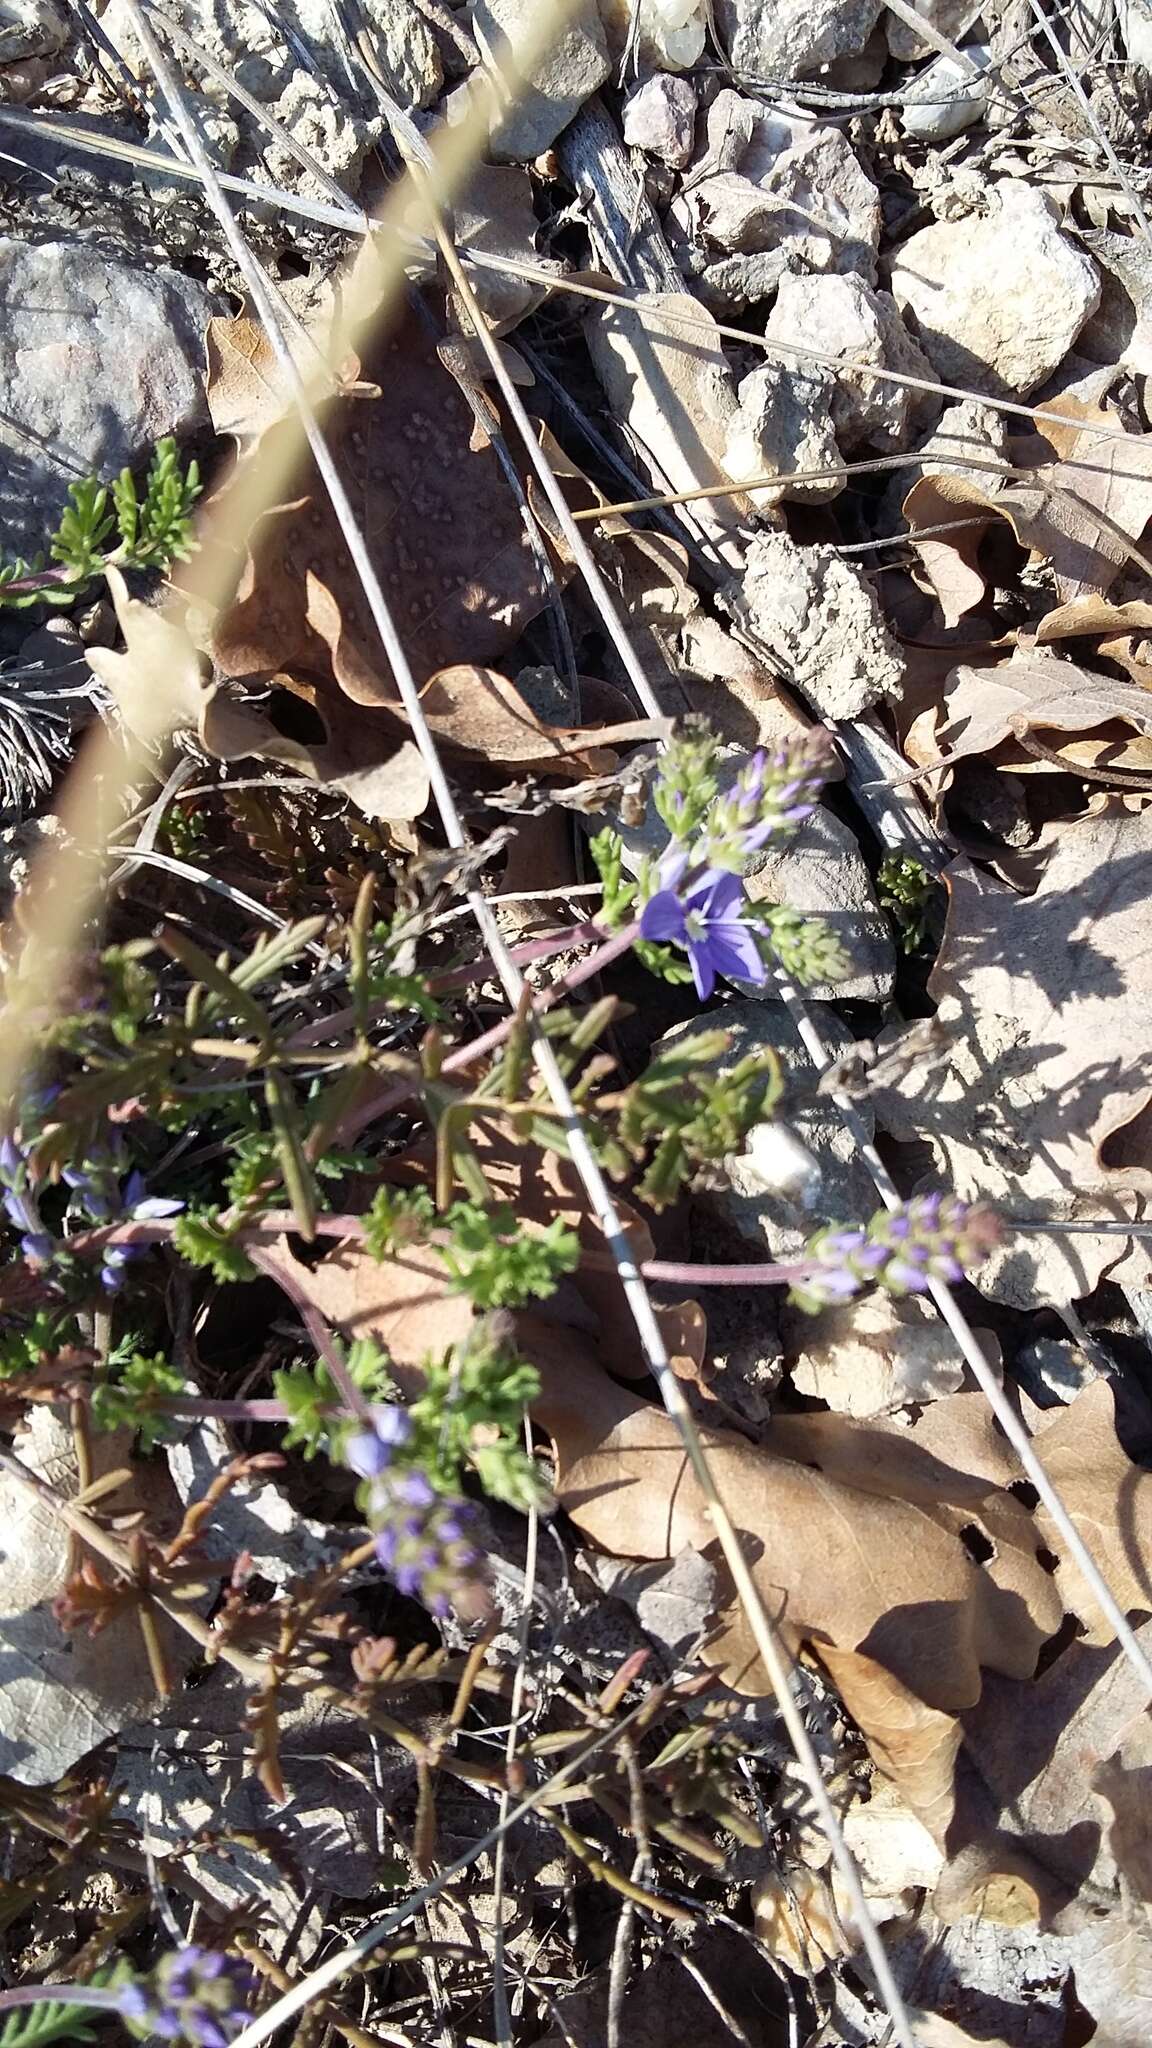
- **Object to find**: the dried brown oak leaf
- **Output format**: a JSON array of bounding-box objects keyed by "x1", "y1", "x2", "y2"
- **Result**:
[
  {"x1": 903, "y1": 387, "x2": 1152, "y2": 625},
  {"x1": 257, "y1": 1135, "x2": 704, "y2": 1394},
  {"x1": 206, "y1": 305, "x2": 554, "y2": 704},
  {"x1": 530, "y1": 1353, "x2": 1061, "y2": 1715},
  {"x1": 905, "y1": 651, "x2": 1152, "y2": 785},
  {"x1": 868, "y1": 805, "x2": 1152, "y2": 1306}
]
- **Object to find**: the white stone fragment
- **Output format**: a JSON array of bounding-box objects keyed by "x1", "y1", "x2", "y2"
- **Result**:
[
  {"x1": 473, "y1": 0, "x2": 611, "y2": 160},
  {"x1": 900, "y1": 46, "x2": 992, "y2": 141},
  {"x1": 765, "y1": 271, "x2": 938, "y2": 453},
  {"x1": 889, "y1": 181, "x2": 1102, "y2": 399},
  {"x1": 723, "y1": 358, "x2": 843, "y2": 507},
  {"x1": 726, "y1": 529, "x2": 904, "y2": 717}
]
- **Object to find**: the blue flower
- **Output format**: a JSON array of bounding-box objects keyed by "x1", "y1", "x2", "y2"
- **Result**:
[
  {"x1": 345, "y1": 1405, "x2": 411, "y2": 1479},
  {"x1": 640, "y1": 866, "x2": 767, "y2": 1000}
]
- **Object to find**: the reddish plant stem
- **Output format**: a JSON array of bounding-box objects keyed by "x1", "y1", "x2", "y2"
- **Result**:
[
  {"x1": 60, "y1": 1212, "x2": 813, "y2": 1290},
  {"x1": 287, "y1": 918, "x2": 606, "y2": 1050}
]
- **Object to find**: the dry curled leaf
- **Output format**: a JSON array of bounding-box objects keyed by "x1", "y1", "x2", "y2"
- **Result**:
[
  {"x1": 908, "y1": 651, "x2": 1152, "y2": 784},
  {"x1": 1029, "y1": 1380, "x2": 1152, "y2": 1642},
  {"x1": 529, "y1": 1351, "x2": 1061, "y2": 1715},
  {"x1": 869, "y1": 808, "x2": 1152, "y2": 1305},
  {"x1": 903, "y1": 387, "x2": 1152, "y2": 624}
]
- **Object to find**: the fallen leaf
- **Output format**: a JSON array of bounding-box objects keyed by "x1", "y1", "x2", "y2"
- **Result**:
[
  {"x1": 529, "y1": 1347, "x2": 1061, "y2": 1713},
  {"x1": 903, "y1": 390, "x2": 1152, "y2": 621},
  {"x1": 207, "y1": 302, "x2": 554, "y2": 704},
  {"x1": 868, "y1": 808, "x2": 1152, "y2": 1305},
  {"x1": 1029, "y1": 1380, "x2": 1152, "y2": 1642},
  {"x1": 418, "y1": 664, "x2": 669, "y2": 770},
  {"x1": 85, "y1": 567, "x2": 211, "y2": 746},
  {"x1": 817, "y1": 1644, "x2": 962, "y2": 1844},
  {"x1": 911, "y1": 651, "x2": 1152, "y2": 782},
  {"x1": 1072, "y1": 1909, "x2": 1152, "y2": 2047}
]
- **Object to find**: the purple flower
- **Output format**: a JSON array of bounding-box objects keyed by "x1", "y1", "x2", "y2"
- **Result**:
[
  {"x1": 345, "y1": 1405, "x2": 411, "y2": 1479},
  {"x1": 641, "y1": 867, "x2": 767, "y2": 1000},
  {"x1": 790, "y1": 1195, "x2": 1000, "y2": 1313},
  {"x1": 368, "y1": 1470, "x2": 486, "y2": 1618},
  {"x1": 117, "y1": 1945, "x2": 254, "y2": 2046},
  {"x1": 700, "y1": 731, "x2": 836, "y2": 873}
]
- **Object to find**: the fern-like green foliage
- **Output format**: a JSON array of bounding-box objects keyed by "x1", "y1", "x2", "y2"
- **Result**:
[
  {"x1": 0, "y1": 437, "x2": 201, "y2": 611},
  {"x1": 0, "y1": 2001, "x2": 96, "y2": 2048},
  {"x1": 171, "y1": 1205, "x2": 257, "y2": 1284},
  {"x1": 91, "y1": 1350, "x2": 186, "y2": 1449},
  {"x1": 276, "y1": 1338, "x2": 398, "y2": 1459},
  {"x1": 438, "y1": 1200, "x2": 580, "y2": 1310}
]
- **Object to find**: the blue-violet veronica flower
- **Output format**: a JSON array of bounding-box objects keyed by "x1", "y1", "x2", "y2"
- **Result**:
[{"x1": 640, "y1": 862, "x2": 767, "y2": 1000}]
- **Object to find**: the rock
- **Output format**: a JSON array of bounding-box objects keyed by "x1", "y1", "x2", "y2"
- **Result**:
[
  {"x1": 452, "y1": 162, "x2": 559, "y2": 332},
  {"x1": 878, "y1": 396, "x2": 1011, "y2": 533},
  {"x1": 765, "y1": 271, "x2": 938, "y2": 453},
  {"x1": 0, "y1": 0, "x2": 66, "y2": 58},
  {"x1": 757, "y1": 125, "x2": 881, "y2": 280},
  {"x1": 681, "y1": 170, "x2": 787, "y2": 255},
  {"x1": 715, "y1": 0, "x2": 885, "y2": 78},
  {"x1": 889, "y1": 182, "x2": 1102, "y2": 399},
  {"x1": 1118, "y1": 0, "x2": 1152, "y2": 67},
  {"x1": 0, "y1": 239, "x2": 211, "y2": 561},
  {"x1": 100, "y1": 0, "x2": 408, "y2": 197},
  {"x1": 358, "y1": 0, "x2": 443, "y2": 107},
  {"x1": 743, "y1": 806, "x2": 896, "y2": 1003},
  {"x1": 885, "y1": 0, "x2": 982, "y2": 58},
  {"x1": 1013, "y1": 1337, "x2": 1105, "y2": 1408},
  {"x1": 588, "y1": 291, "x2": 752, "y2": 569},
  {"x1": 899, "y1": 46, "x2": 992, "y2": 140},
  {"x1": 599, "y1": 0, "x2": 707, "y2": 68},
  {"x1": 725, "y1": 530, "x2": 905, "y2": 718},
  {"x1": 622, "y1": 71, "x2": 697, "y2": 165},
  {"x1": 472, "y1": 0, "x2": 611, "y2": 160},
  {"x1": 723, "y1": 357, "x2": 843, "y2": 507},
  {"x1": 784, "y1": 1291, "x2": 968, "y2": 1416},
  {"x1": 694, "y1": 249, "x2": 790, "y2": 314},
  {"x1": 663, "y1": 1002, "x2": 879, "y2": 1262}
]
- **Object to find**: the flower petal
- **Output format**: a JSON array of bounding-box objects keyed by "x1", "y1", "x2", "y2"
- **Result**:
[
  {"x1": 640, "y1": 889, "x2": 688, "y2": 944},
  {"x1": 687, "y1": 940, "x2": 716, "y2": 1001},
  {"x1": 706, "y1": 919, "x2": 767, "y2": 987}
]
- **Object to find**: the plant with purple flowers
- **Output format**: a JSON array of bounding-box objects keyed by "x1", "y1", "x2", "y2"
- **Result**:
[
  {"x1": 788, "y1": 1194, "x2": 1001, "y2": 1313},
  {"x1": 116, "y1": 1946, "x2": 254, "y2": 2047},
  {"x1": 593, "y1": 721, "x2": 843, "y2": 1001}
]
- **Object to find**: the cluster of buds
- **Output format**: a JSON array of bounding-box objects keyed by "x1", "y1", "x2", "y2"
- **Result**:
[
  {"x1": 345, "y1": 1411, "x2": 486, "y2": 1618},
  {"x1": 698, "y1": 731, "x2": 836, "y2": 874},
  {"x1": 118, "y1": 1946, "x2": 255, "y2": 2047},
  {"x1": 790, "y1": 1194, "x2": 1001, "y2": 1314},
  {"x1": 0, "y1": 1126, "x2": 181, "y2": 1294}
]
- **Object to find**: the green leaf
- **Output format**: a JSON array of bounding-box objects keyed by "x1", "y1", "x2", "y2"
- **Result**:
[
  {"x1": 439, "y1": 1200, "x2": 579, "y2": 1310},
  {"x1": 172, "y1": 1205, "x2": 257, "y2": 1283},
  {"x1": 91, "y1": 1351, "x2": 184, "y2": 1450},
  {"x1": 0, "y1": 2001, "x2": 97, "y2": 2048}
]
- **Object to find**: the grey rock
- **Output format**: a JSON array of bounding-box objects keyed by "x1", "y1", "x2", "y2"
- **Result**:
[
  {"x1": 723, "y1": 356, "x2": 843, "y2": 506},
  {"x1": 684, "y1": 170, "x2": 790, "y2": 255},
  {"x1": 743, "y1": 806, "x2": 896, "y2": 1003},
  {"x1": 725, "y1": 529, "x2": 905, "y2": 718},
  {"x1": 622, "y1": 71, "x2": 697, "y2": 166},
  {"x1": 877, "y1": 396, "x2": 1011, "y2": 531},
  {"x1": 472, "y1": 0, "x2": 611, "y2": 160},
  {"x1": 694, "y1": 248, "x2": 790, "y2": 314},
  {"x1": 766, "y1": 270, "x2": 938, "y2": 453},
  {"x1": 885, "y1": 0, "x2": 983, "y2": 57},
  {"x1": 664, "y1": 1002, "x2": 879, "y2": 1262},
  {"x1": 1013, "y1": 1337, "x2": 1105, "y2": 1408},
  {"x1": 758, "y1": 124, "x2": 881, "y2": 280},
  {"x1": 0, "y1": 239, "x2": 211, "y2": 561},
  {"x1": 889, "y1": 181, "x2": 1101, "y2": 399},
  {"x1": 715, "y1": 0, "x2": 885, "y2": 79},
  {"x1": 899, "y1": 46, "x2": 992, "y2": 140},
  {"x1": 0, "y1": 0, "x2": 67, "y2": 59}
]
